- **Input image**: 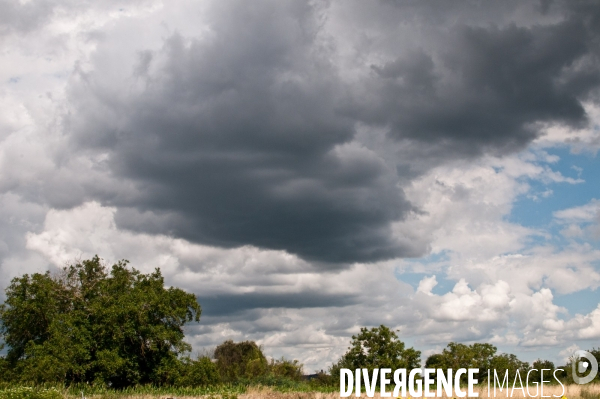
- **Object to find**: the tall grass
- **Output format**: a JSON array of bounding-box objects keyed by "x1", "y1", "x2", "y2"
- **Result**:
[{"x1": 0, "y1": 384, "x2": 598, "y2": 399}]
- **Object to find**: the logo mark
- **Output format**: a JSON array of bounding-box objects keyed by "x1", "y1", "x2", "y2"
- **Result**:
[{"x1": 572, "y1": 350, "x2": 598, "y2": 384}]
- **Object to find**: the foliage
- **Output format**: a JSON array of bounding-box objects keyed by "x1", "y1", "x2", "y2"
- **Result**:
[
  {"x1": 528, "y1": 359, "x2": 556, "y2": 383},
  {"x1": 176, "y1": 356, "x2": 221, "y2": 387},
  {"x1": 425, "y1": 342, "x2": 528, "y2": 383},
  {"x1": 0, "y1": 387, "x2": 62, "y2": 399},
  {"x1": 330, "y1": 325, "x2": 421, "y2": 380},
  {"x1": 588, "y1": 349, "x2": 600, "y2": 383},
  {"x1": 489, "y1": 353, "x2": 529, "y2": 382},
  {"x1": 561, "y1": 348, "x2": 600, "y2": 384},
  {"x1": 268, "y1": 358, "x2": 303, "y2": 381},
  {"x1": 214, "y1": 340, "x2": 269, "y2": 382},
  {"x1": 0, "y1": 256, "x2": 201, "y2": 387},
  {"x1": 425, "y1": 342, "x2": 496, "y2": 370},
  {"x1": 210, "y1": 340, "x2": 304, "y2": 385}
]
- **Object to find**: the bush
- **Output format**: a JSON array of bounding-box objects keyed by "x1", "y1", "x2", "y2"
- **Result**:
[
  {"x1": 268, "y1": 358, "x2": 303, "y2": 381},
  {"x1": 177, "y1": 357, "x2": 221, "y2": 387},
  {"x1": 307, "y1": 371, "x2": 335, "y2": 388}
]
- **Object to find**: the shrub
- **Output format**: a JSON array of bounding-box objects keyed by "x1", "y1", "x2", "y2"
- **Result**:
[
  {"x1": 177, "y1": 356, "x2": 221, "y2": 387},
  {"x1": 269, "y1": 358, "x2": 303, "y2": 381}
]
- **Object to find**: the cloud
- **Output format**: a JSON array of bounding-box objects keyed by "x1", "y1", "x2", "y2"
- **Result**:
[
  {"x1": 1, "y1": 0, "x2": 600, "y2": 371},
  {"x1": 57, "y1": 0, "x2": 600, "y2": 265},
  {"x1": 554, "y1": 199, "x2": 600, "y2": 221},
  {"x1": 64, "y1": 1, "x2": 419, "y2": 264},
  {"x1": 0, "y1": 0, "x2": 54, "y2": 35},
  {"x1": 554, "y1": 199, "x2": 600, "y2": 239},
  {"x1": 23, "y1": 152, "x2": 600, "y2": 368}
]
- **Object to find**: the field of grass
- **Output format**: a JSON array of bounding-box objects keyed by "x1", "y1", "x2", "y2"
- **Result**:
[
  {"x1": 237, "y1": 384, "x2": 598, "y2": 399},
  {"x1": 0, "y1": 384, "x2": 598, "y2": 399}
]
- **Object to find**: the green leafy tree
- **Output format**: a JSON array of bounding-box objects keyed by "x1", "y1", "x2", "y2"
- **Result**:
[
  {"x1": 588, "y1": 349, "x2": 600, "y2": 383},
  {"x1": 425, "y1": 342, "x2": 496, "y2": 371},
  {"x1": 425, "y1": 342, "x2": 527, "y2": 383},
  {"x1": 214, "y1": 340, "x2": 268, "y2": 382},
  {"x1": 0, "y1": 256, "x2": 202, "y2": 387},
  {"x1": 560, "y1": 348, "x2": 600, "y2": 384},
  {"x1": 528, "y1": 359, "x2": 555, "y2": 383},
  {"x1": 331, "y1": 325, "x2": 421, "y2": 377},
  {"x1": 489, "y1": 353, "x2": 529, "y2": 383}
]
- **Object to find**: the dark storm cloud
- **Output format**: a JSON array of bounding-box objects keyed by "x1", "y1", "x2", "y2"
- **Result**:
[
  {"x1": 67, "y1": 1, "x2": 418, "y2": 264},
  {"x1": 197, "y1": 292, "x2": 358, "y2": 316},
  {"x1": 65, "y1": 0, "x2": 600, "y2": 264},
  {"x1": 356, "y1": 11, "x2": 600, "y2": 156}
]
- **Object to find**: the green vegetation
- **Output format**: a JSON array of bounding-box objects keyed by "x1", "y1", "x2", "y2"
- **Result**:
[
  {"x1": 0, "y1": 387, "x2": 62, "y2": 399},
  {"x1": 214, "y1": 340, "x2": 269, "y2": 382},
  {"x1": 0, "y1": 256, "x2": 311, "y2": 393},
  {"x1": 330, "y1": 325, "x2": 421, "y2": 376},
  {"x1": 424, "y1": 342, "x2": 528, "y2": 383},
  {"x1": 0, "y1": 255, "x2": 598, "y2": 396},
  {"x1": 0, "y1": 256, "x2": 202, "y2": 387}
]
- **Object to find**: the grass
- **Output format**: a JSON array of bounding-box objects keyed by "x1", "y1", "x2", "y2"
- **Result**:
[{"x1": 0, "y1": 384, "x2": 598, "y2": 399}]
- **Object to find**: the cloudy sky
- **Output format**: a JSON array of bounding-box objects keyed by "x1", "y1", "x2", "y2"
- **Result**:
[{"x1": 2, "y1": 0, "x2": 600, "y2": 372}]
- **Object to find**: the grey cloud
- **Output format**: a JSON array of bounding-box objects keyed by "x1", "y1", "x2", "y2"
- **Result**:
[
  {"x1": 0, "y1": 0, "x2": 154, "y2": 36},
  {"x1": 355, "y1": 18, "x2": 599, "y2": 157},
  {"x1": 197, "y1": 292, "x2": 358, "y2": 317},
  {"x1": 64, "y1": 0, "x2": 600, "y2": 264},
  {"x1": 67, "y1": 1, "x2": 417, "y2": 264},
  {"x1": 0, "y1": 0, "x2": 54, "y2": 35}
]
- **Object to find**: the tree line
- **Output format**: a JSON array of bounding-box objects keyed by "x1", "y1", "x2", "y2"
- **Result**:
[
  {"x1": 0, "y1": 257, "x2": 303, "y2": 387},
  {"x1": 328, "y1": 325, "x2": 599, "y2": 386},
  {"x1": 0, "y1": 257, "x2": 597, "y2": 388}
]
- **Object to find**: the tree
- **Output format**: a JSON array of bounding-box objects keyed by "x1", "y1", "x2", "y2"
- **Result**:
[
  {"x1": 0, "y1": 256, "x2": 202, "y2": 387},
  {"x1": 425, "y1": 342, "x2": 528, "y2": 383},
  {"x1": 528, "y1": 359, "x2": 555, "y2": 383},
  {"x1": 489, "y1": 353, "x2": 529, "y2": 382},
  {"x1": 331, "y1": 325, "x2": 421, "y2": 376},
  {"x1": 214, "y1": 340, "x2": 268, "y2": 382},
  {"x1": 425, "y1": 342, "x2": 497, "y2": 371},
  {"x1": 560, "y1": 348, "x2": 600, "y2": 384}
]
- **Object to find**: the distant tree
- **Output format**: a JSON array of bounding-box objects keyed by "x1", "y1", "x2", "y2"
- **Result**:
[
  {"x1": 425, "y1": 342, "x2": 527, "y2": 383},
  {"x1": 424, "y1": 353, "x2": 445, "y2": 369},
  {"x1": 214, "y1": 340, "x2": 268, "y2": 382},
  {"x1": 427, "y1": 342, "x2": 496, "y2": 370},
  {"x1": 589, "y1": 349, "x2": 600, "y2": 383},
  {"x1": 561, "y1": 348, "x2": 600, "y2": 384},
  {"x1": 489, "y1": 353, "x2": 529, "y2": 382},
  {"x1": 528, "y1": 359, "x2": 555, "y2": 383},
  {"x1": 331, "y1": 325, "x2": 421, "y2": 377},
  {"x1": 0, "y1": 256, "x2": 202, "y2": 387},
  {"x1": 268, "y1": 358, "x2": 303, "y2": 381}
]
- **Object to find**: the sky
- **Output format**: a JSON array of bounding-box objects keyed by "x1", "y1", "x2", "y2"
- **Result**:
[{"x1": 1, "y1": 0, "x2": 600, "y2": 373}]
